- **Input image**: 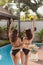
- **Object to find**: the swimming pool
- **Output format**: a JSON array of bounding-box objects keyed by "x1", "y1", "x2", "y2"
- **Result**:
[
  {"x1": 0, "y1": 44, "x2": 22, "y2": 65},
  {"x1": 0, "y1": 43, "x2": 42, "y2": 65},
  {"x1": 0, "y1": 44, "x2": 14, "y2": 65}
]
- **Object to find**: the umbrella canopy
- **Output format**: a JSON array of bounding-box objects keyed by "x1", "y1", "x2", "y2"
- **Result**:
[{"x1": 0, "y1": 6, "x2": 18, "y2": 20}]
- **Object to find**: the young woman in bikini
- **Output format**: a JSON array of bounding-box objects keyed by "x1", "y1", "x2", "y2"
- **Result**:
[
  {"x1": 9, "y1": 18, "x2": 23, "y2": 65},
  {"x1": 21, "y1": 21, "x2": 34, "y2": 65}
]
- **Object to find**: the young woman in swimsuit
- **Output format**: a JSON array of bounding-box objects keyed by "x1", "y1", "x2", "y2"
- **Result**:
[
  {"x1": 21, "y1": 21, "x2": 34, "y2": 65},
  {"x1": 9, "y1": 18, "x2": 23, "y2": 65}
]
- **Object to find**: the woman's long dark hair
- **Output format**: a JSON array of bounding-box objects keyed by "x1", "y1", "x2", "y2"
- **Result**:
[
  {"x1": 11, "y1": 29, "x2": 18, "y2": 42},
  {"x1": 25, "y1": 29, "x2": 33, "y2": 40}
]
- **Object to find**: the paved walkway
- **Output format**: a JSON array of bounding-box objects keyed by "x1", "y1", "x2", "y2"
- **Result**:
[{"x1": 28, "y1": 46, "x2": 43, "y2": 65}]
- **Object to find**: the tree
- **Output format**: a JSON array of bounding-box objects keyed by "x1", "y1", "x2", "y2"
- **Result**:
[
  {"x1": 21, "y1": 0, "x2": 43, "y2": 12},
  {"x1": 0, "y1": 0, "x2": 12, "y2": 6}
]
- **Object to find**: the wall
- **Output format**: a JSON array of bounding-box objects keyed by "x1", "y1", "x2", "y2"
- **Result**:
[
  {"x1": 0, "y1": 20, "x2": 7, "y2": 27},
  {"x1": 0, "y1": 20, "x2": 43, "y2": 32},
  {"x1": 14, "y1": 21, "x2": 43, "y2": 32}
]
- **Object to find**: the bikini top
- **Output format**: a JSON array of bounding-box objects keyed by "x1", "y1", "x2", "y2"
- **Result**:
[
  {"x1": 25, "y1": 43, "x2": 30, "y2": 45},
  {"x1": 23, "y1": 37, "x2": 30, "y2": 45}
]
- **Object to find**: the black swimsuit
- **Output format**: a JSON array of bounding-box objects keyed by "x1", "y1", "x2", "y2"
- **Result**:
[
  {"x1": 23, "y1": 42, "x2": 30, "y2": 55},
  {"x1": 23, "y1": 48, "x2": 30, "y2": 55},
  {"x1": 12, "y1": 44, "x2": 23, "y2": 56},
  {"x1": 12, "y1": 49, "x2": 20, "y2": 56}
]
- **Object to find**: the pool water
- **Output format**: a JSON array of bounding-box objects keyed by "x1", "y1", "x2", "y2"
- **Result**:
[
  {"x1": 0, "y1": 43, "x2": 42, "y2": 65},
  {"x1": 0, "y1": 44, "x2": 14, "y2": 65},
  {"x1": 33, "y1": 43, "x2": 42, "y2": 47},
  {"x1": 0, "y1": 44, "x2": 22, "y2": 65},
  {"x1": 36, "y1": 43, "x2": 42, "y2": 47}
]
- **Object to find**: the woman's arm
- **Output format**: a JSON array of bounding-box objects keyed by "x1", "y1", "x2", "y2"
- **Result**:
[
  {"x1": 31, "y1": 20, "x2": 35, "y2": 41},
  {"x1": 15, "y1": 38, "x2": 25, "y2": 48},
  {"x1": 8, "y1": 18, "x2": 14, "y2": 43},
  {"x1": 32, "y1": 21, "x2": 34, "y2": 34},
  {"x1": 9, "y1": 18, "x2": 14, "y2": 33}
]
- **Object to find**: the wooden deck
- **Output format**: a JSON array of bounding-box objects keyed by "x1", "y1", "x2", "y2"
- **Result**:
[{"x1": 28, "y1": 46, "x2": 43, "y2": 65}]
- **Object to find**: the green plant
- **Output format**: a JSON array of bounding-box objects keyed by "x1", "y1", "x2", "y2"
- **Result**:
[
  {"x1": 0, "y1": 26, "x2": 7, "y2": 33},
  {"x1": 0, "y1": 0, "x2": 12, "y2": 6},
  {"x1": 2, "y1": 26, "x2": 7, "y2": 32},
  {"x1": 11, "y1": 25, "x2": 18, "y2": 30},
  {"x1": 0, "y1": 27, "x2": 3, "y2": 39},
  {"x1": 14, "y1": 25, "x2": 18, "y2": 30},
  {"x1": 0, "y1": 27, "x2": 2, "y2": 33},
  {"x1": 0, "y1": 26, "x2": 8, "y2": 39},
  {"x1": 20, "y1": 31, "x2": 24, "y2": 41},
  {"x1": 0, "y1": 40, "x2": 10, "y2": 47},
  {"x1": 36, "y1": 29, "x2": 43, "y2": 42}
]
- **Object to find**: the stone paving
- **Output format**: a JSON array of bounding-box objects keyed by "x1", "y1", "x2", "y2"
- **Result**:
[{"x1": 28, "y1": 46, "x2": 43, "y2": 65}]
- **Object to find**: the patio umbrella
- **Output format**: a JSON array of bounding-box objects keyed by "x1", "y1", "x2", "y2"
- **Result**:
[
  {"x1": 0, "y1": 6, "x2": 19, "y2": 38},
  {"x1": 0, "y1": 6, "x2": 18, "y2": 19}
]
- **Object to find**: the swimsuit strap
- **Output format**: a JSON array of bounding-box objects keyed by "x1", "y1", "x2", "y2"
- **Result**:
[{"x1": 23, "y1": 37, "x2": 30, "y2": 45}]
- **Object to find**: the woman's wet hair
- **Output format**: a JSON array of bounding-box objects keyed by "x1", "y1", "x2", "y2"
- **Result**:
[
  {"x1": 25, "y1": 29, "x2": 33, "y2": 40},
  {"x1": 11, "y1": 29, "x2": 18, "y2": 42}
]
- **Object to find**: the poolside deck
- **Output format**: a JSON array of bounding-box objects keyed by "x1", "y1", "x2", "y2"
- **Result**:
[{"x1": 28, "y1": 46, "x2": 43, "y2": 65}]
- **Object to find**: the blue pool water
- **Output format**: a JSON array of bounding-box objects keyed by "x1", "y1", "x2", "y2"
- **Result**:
[
  {"x1": 33, "y1": 43, "x2": 42, "y2": 47},
  {"x1": 0, "y1": 43, "x2": 42, "y2": 65},
  {"x1": 0, "y1": 44, "x2": 14, "y2": 65},
  {"x1": 0, "y1": 44, "x2": 22, "y2": 65}
]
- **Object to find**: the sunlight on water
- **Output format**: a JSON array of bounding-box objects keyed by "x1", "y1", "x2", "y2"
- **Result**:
[{"x1": 0, "y1": 55, "x2": 2, "y2": 60}]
